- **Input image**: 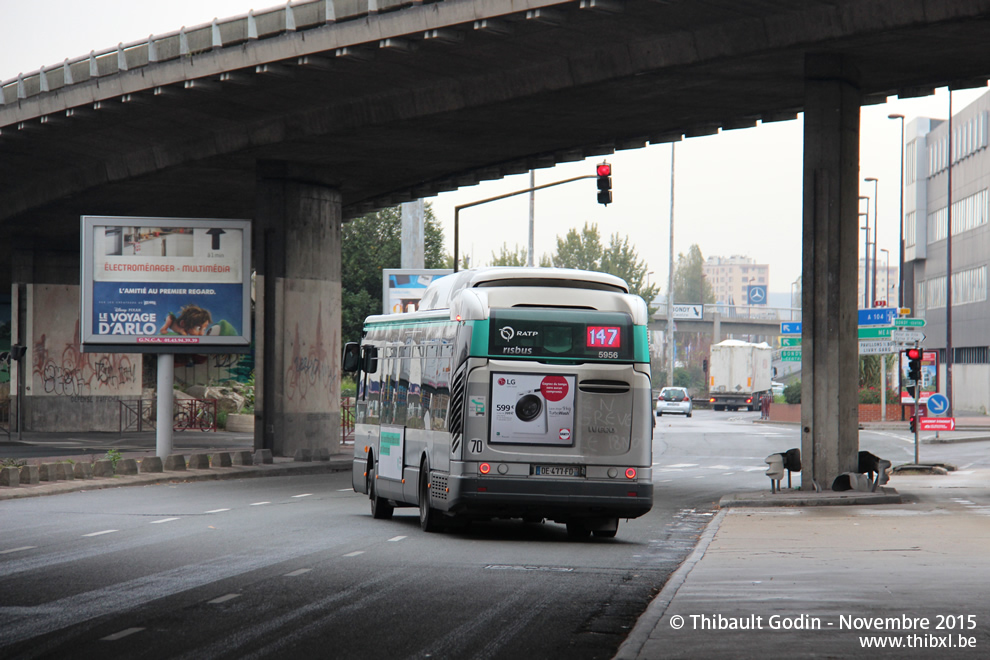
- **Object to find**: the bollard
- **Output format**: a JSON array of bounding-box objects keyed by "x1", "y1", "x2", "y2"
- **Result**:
[
  {"x1": 293, "y1": 448, "x2": 313, "y2": 462},
  {"x1": 254, "y1": 449, "x2": 273, "y2": 465},
  {"x1": 165, "y1": 455, "x2": 187, "y2": 471},
  {"x1": 73, "y1": 462, "x2": 93, "y2": 479},
  {"x1": 39, "y1": 463, "x2": 60, "y2": 482},
  {"x1": 116, "y1": 458, "x2": 138, "y2": 475},
  {"x1": 92, "y1": 460, "x2": 115, "y2": 478},
  {"x1": 187, "y1": 454, "x2": 210, "y2": 469},
  {"x1": 0, "y1": 466, "x2": 19, "y2": 487},
  {"x1": 140, "y1": 456, "x2": 164, "y2": 473},
  {"x1": 231, "y1": 451, "x2": 254, "y2": 466},
  {"x1": 214, "y1": 452, "x2": 233, "y2": 468},
  {"x1": 20, "y1": 464, "x2": 40, "y2": 484}
]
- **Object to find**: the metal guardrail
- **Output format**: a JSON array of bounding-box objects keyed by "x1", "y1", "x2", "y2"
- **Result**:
[
  {"x1": 173, "y1": 398, "x2": 218, "y2": 432},
  {"x1": 1, "y1": 0, "x2": 421, "y2": 106},
  {"x1": 119, "y1": 399, "x2": 155, "y2": 433},
  {"x1": 341, "y1": 397, "x2": 355, "y2": 445}
]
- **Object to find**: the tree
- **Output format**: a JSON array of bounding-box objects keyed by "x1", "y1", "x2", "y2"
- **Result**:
[
  {"x1": 550, "y1": 222, "x2": 659, "y2": 302},
  {"x1": 489, "y1": 243, "x2": 529, "y2": 267},
  {"x1": 341, "y1": 205, "x2": 446, "y2": 342},
  {"x1": 673, "y1": 244, "x2": 715, "y2": 304}
]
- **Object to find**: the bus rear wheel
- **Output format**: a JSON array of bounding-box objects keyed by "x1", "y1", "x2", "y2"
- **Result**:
[
  {"x1": 369, "y1": 467, "x2": 393, "y2": 520},
  {"x1": 419, "y1": 461, "x2": 443, "y2": 533}
]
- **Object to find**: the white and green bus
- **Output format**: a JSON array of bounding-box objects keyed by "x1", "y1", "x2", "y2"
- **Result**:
[{"x1": 343, "y1": 267, "x2": 654, "y2": 538}]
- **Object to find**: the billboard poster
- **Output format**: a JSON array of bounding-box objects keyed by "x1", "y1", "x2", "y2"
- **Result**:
[
  {"x1": 378, "y1": 425, "x2": 405, "y2": 481},
  {"x1": 81, "y1": 216, "x2": 251, "y2": 352},
  {"x1": 490, "y1": 372, "x2": 575, "y2": 446},
  {"x1": 900, "y1": 349, "x2": 938, "y2": 405},
  {"x1": 382, "y1": 269, "x2": 452, "y2": 314}
]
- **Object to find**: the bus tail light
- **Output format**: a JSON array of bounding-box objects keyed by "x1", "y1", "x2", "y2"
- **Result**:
[
  {"x1": 625, "y1": 467, "x2": 636, "y2": 479},
  {"x1": 479, "y1": 462, "x2": 491, "y2": 474},
  {"x1": 709, "y1": 397, "x2": 716, "y2": 403}
]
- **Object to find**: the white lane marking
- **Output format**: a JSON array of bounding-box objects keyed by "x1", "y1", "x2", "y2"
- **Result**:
[
  {"x1": 208, "y1": 594, "x2": 241, "y2": 604},
  {"x1": 343, "y1": 551, "x2": 364, "y2": 557},
  {"x1": 663, "y1": 463, "x2": 698, "y2": 468},
  {"x1": 249, "y1": 502, "x2": 270, "y2": 506},
  {"x1": 337, "y1": 488, "x2": 352, "y2": 492},
  {"x1": 292, "y1": 494, "x2": 312, "y2": 498},
  {"x1": 83, "y1": 530, "x2": 118, "y2": 537},
  {"x1": 0, "y1": 546, "x2": 37, "y2": 555},
  {"x1": 150, "y1": 518, "x2": 180, "y2": 524},
  {"x1": 285, "y1": 568, "x2": 312, "y2": 577},
  {"x1": 101, "y1": 627, "x2": 145, "y2": 641},
  {"x1": 204, "y1": 509, "x2": 230, "y2": 514},
  {"x1": 387, "y1": 536, "x2": 407, "y2": 542}
]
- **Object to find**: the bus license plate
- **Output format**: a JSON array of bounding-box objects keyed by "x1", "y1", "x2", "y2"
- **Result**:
[{"x1": 534, "y1": 465, "x2": 585, "y2": 477}]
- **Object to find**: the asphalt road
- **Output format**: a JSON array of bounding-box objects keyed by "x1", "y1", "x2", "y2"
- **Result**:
[{"x1": 4, "y1": 411, "x2": 982, "y2": 659}]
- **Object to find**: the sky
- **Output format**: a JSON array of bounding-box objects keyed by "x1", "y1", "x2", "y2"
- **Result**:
[{"x1": 2, "y1": 1, "x2": 987, "y2": 297}]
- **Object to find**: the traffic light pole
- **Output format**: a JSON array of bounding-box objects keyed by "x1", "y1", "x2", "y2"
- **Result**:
[
  {"x1": 453, "y1": 174, "x2": 596, "y2": 272},
  {"x1": 913, "y1": 340, "x2": 920, "y2": 464}
]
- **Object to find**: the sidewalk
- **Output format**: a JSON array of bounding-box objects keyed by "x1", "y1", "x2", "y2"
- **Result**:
[{"x1": 616, "y1": 468, "x2": 990, "y2": 659}]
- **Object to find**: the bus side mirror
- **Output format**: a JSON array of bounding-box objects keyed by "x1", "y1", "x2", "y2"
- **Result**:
[
  {"x1": 363, "y1": 346, "x2": 379, "y2": 374},
  {"x1": 342, "y1": 342, "x2": 361, "y2": 373}
]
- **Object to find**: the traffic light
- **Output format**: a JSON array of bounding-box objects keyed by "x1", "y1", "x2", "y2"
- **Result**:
[
  {"x1": 596, "y1": 162, "x2": 612, "y2": 206},
  {"x1": 905, "y1": 347, "x2": 922, "y2": 397},
  {"x1": 909, "y1": 415, "x2": 917, "y2": 433}
]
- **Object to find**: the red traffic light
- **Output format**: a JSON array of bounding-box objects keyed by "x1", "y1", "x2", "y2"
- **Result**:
[
  {"x1": 596, "y1": 163, "x2": 611, "y2": 177},
  {"x1": 906, "y1": 348, "x2": 922, "y2": 360}
]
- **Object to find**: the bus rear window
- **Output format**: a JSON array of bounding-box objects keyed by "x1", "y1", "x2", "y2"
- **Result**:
[{"x1": 488, "y1": 309, "x2": 633, "y2": 360}]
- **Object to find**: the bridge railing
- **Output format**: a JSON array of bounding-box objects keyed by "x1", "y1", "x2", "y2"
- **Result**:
[
  {"x1": 1, "y1": 0, "x2": 420, "y2": 105},
  {"x1": 653, "y1": 303, "x2": 801, "y2": 323}
]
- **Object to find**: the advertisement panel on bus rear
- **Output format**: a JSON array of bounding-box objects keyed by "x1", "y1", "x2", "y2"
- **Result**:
[{"x1": 490, "y1": 373, "x2": 575, "y2": 446}]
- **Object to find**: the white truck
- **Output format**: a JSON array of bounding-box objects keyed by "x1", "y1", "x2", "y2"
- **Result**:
[{"x1": 707, "y1": 340, "x2": 773, "y2": 411}]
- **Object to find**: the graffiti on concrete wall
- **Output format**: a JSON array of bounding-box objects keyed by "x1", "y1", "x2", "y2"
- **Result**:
[
  {"x1": 282, "y1": 282, "x2": 341, "y2": 414},
  {"x1": 30, "y1": 285, "x2": 141, "y2": 398}
]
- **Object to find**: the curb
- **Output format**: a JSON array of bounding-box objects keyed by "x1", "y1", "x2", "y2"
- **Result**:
[
  {"x1": 614, "y1": 509, "x2": 728, "y2": 660},
  {"x1": 0, "y1": 457, "x2": 353, "y2": 501},
  {"x1": 718, "y1": 486, "x2": 901, "y2": 508}
]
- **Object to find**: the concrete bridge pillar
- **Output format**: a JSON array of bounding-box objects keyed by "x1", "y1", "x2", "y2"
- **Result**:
[
  {"x1": 254, "y1": 163, "x2": 343, "y2": 457},
  {"x1": 800, "y1": 54, "x2": 862, "y2": 489}
]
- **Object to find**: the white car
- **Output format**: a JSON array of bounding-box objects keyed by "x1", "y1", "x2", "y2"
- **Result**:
[
  {"x1": 656, "y1": 387, "x2": 692, "y2": 417},
  {"x1": 771, "y1": 381, "x2": 785, "y2": 397}
]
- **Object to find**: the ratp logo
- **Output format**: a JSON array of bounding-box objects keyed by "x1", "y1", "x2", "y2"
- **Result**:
[{"x1": 499, "y1": 326, "x2": 515, "y2": 341}]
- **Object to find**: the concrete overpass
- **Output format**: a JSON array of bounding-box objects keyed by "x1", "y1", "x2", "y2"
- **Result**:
[
  {"x1": 3, "y1": 0, "x2": 990, "y2": 487},
  {"x1": 650, "y1": 305, "x2": 799, "y2": 340}
]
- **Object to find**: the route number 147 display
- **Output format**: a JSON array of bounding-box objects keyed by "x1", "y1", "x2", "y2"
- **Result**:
[{"x1": 586, "y1": 326, "x2": 621, "y2": 348}]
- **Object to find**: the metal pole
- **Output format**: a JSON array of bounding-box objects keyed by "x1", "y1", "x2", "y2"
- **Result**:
[
  {"x1": 528, "y1": 170, "x2": 535, "y2": 267},
  {"x1": 889, "y1": 114, "x2": 905, "y2": 308},
  {"x1": 156, "y1": 353, "x2": 174, "y2": 458},
  {"x1": 866, "y1": 177, "x2": 879, "y2": 306},
  {"x1": 946, "y1": 90, "x2": 954, "y2": 416},
  {"x1": 453, "y1": 174, "x2": 596, "y2": 275},
  {"x1": 913, "y1": 340, "x2": 920, "y2": 464},
  {"x1": 667, "y1": 144, "x2": 676, "y2": 387},
  {"x1": 860, "y1": 211, "x2": 870, "y2": 308}
]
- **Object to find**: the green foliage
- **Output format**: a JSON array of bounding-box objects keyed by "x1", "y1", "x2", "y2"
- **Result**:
[
  {"x1": 1, "y1": 457, "x2": 26, "y2": 468},
  {"x1": 549, "y1": 222, "x2": 659, "y2": 303},
  {"x1": 341, "y1": 375, "x2": 357, "y2": 398},
  {"x1": 342, "y1": 205, "x2": 447, "y2": 343},
  {"x1": 673, "y1": 244, "x2": 715, "y2": 305},
  {"x1": 489, "y1": 243, "x2": 529, "y2": 267},
  {"x1": 103, "y1": 448, "x2": 122, "y2": 469},
  {"x1": 783, "y1": 381, "x2": 801, "y2": 404},
  {"x1": 858, "y1": 386, "x2": 899, "y2": 404}
]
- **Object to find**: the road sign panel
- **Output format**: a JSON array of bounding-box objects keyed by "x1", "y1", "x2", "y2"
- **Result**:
[
  {"x1": 926, "y1": 393, "x2": 949, "y2": 416},
  {"x1": 919, "y1": 417, "x2": 955, "y2": 431},
  {"x1": 858, "y1": 326, "x2": 893, "y2": 339},
  {"x1": 893, "y1": 318, "x2": 926, "y2": 327},
  {"x1": 781, "y1": 349, "x2": 802, "y2": 361},
  {"x1": 891, "y1": 329, "x2": 926, "y2": 343},
  {"x1": 858, "y1": 340, "x2": 893, "y2": 355},
  {"x1": 858, "y1": 307, "x2": 897, "y2": 326},
  {"x1": 780, "y1": 322, "x2": 801, "y2": 335},
  {"x1": 780, "y1": 337, "x2": 802, "y2": 347}
]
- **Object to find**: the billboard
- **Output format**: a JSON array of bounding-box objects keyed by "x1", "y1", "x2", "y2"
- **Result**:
[
  {"x1": 81, "y1": 216, "x2": 251, "y2": 353},
  {"x1": 381, "y1": 269, "x2": 452, "y2": 314}
]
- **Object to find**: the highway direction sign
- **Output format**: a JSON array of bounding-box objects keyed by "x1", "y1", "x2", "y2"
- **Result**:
[
  {"x1": 858, "y1": 307, "x2": 897, "y2": 326},
  {"x1": 891, "y1": 329, "x2": 926, "y2": 343},
  {"x1": 926, "y1": 393, "x2": 949, "y2": 416},
  {"x1": 780, "y1": 337, "x2": 802, "y2": 347},
  {"x1": 859, "y1": 340, "x2": 893, "y2": 355},
  {"x1": 858, "y1": 327, "x2": 894, "y2": 339},
  {"x1": 894, "y1": 318, "x2": 926, "y2": 327},
  {"x1": 781, "y1": 349, "x2": 802, "y2": 362},
  {"x1": 780, "y1": 322, "x2": 801, "y2": 335}
]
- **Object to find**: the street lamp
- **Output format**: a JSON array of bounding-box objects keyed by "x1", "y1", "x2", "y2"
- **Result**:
[
  {"x1": 859, "y1": 208, "x2": 870, "y2": 308},
  {"x1": 888, "y1": 114, "x2": 905, "y2": 308},
  {"x1": 865, "y1": 177, "x2": 879, "y2": 306},
  {"x1": 880, "y1": 248, "x2": 890, "y2": 306}
]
